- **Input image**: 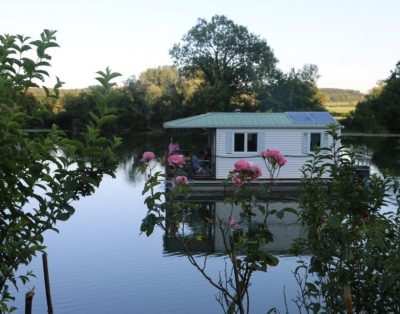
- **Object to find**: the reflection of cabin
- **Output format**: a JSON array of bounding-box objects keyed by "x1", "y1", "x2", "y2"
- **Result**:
[
  {"x1": 163, "y1": 199, "x2": 304, "y2": 255},
  {"x1": 164, "y1": 112, "x2": 340, "y2": 180}
]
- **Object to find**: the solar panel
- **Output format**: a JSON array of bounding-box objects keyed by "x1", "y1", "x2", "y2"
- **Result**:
[
  {"x1": 286, "y1": 112, "x2": 336, "y2": 124},
  {"x1": 309, "y1": 112, "x2": 336, "y2": 124},
  {"x1": 286, "y1": 112, "x2": 314, "y2": 124}
]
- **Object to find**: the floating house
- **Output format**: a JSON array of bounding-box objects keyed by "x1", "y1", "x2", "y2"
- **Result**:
[{"x1": 164, "y1": 112, "x2": 340, "y2": 181}]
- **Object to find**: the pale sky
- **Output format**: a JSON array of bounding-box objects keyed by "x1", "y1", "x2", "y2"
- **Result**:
[{"x1": 2, "y1": 0, "x2": 399, "y2": 93}]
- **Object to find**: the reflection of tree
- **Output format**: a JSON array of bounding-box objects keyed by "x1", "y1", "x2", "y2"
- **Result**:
[
  {"x1": 343, "y1": 136, "x2": 400, "y2": 176},
  {"x1": 164, "y1": 203, "x2": 215, "y2": 254},
  {"x1": 116, "y1": 130, "x2": 211, "y2": 183},
  {"x1": 116, "y1": 133, "x2": 168, "y2": 183}
]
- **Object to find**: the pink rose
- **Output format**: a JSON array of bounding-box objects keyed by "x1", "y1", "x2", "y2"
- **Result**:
[
  {"x1": 168, "y1": 155, "x2": 185, "y2": 168},
  {"x1": 231, "y1": 172, "x2": 243, "y2": 186},
  {"x1": 173, "y1": 175, "x2": 189, "y2": 187},
  {"x1": 277, "y1": 155, "x2": 287, "y2": 166},
  {"x1": 141, "y1": 151, "x2": 155, "y2": 163},
  {"x1": 228, "y1": 216, "x2": 239, "y2": 230},
  {"x1": 234, "y1": 159, "x2": 250, "y2": 171},
  {"x1": 261, "y1": 149, "x2": 286, "y2": 167},
  {"x1": 248, "y1": 162, "x2": 262, "y2": 180}
]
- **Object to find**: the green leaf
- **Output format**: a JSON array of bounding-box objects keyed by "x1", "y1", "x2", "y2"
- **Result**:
[{"x1": 282, "y1": 207, "x2": 298, "y2": 216}]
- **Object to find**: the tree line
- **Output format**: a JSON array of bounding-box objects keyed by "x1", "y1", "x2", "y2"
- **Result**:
[
  {"x1": 22, "y1": 15, "x2": 326, "y2": 133},
  {"x1": 11, "y1": 15, "x2": 398, "y2": 135},
  {"x1": 320, "y1": 88, "x2": 364, "y2": 102},
  {"x1": 344, "y1": 61, "x2": 400, "y2": 133}
]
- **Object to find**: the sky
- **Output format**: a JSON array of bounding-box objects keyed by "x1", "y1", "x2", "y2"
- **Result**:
[{"x1": 2, "y1": 0, "x2": 399, "y2": 93}]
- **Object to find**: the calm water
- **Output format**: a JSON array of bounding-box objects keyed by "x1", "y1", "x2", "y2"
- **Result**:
[{"x1": 11, "y1": 132, "x2": 399, "y2": 313}]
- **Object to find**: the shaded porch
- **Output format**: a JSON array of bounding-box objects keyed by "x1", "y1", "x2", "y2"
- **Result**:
[{"x1": 165, "y1": 128, "x2": 216, "y2": 180}]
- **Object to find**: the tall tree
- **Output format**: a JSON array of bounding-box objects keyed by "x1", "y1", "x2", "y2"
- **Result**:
[
  {"x1": 135, "y1": 66, "x2": 185, "y2": 125},
  {"x1": 261, "y1": 65, "x2": 324, "y2": 112},
  {"x1": 345, "y1": 61, "x2": 400, "y2": 133},
  {"x1": 170, "y1": 15, "x2": 278, "y2": 112}
]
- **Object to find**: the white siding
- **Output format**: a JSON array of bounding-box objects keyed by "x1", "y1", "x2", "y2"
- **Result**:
[{"x1": 215, "y1": 128, "x2": 335, "y2": 179}]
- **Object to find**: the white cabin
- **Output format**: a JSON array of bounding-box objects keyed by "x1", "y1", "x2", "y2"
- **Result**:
[{"x1": 164, "y1": 112, "x2": 340, "y2": 180}]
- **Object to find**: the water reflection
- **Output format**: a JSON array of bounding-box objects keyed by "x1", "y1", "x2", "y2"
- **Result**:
[
  {"x1": 342, "y1": 134, "x2": 400, "y2": 176},
  {"x1": 163, "y1": 197, "x2": 303, "y2": 256}
]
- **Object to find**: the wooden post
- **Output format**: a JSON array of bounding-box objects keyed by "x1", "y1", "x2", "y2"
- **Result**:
[
  {"x1": 25, "y1": 290, "x2": 34, "y2": 314},
  {"x1": 42, "y1": 253, "x2": 54, "y2": 314}
]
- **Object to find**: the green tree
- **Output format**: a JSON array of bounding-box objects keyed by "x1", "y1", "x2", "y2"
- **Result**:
[
  {"x1": 262, "y1": 65, "x2": 324, "y2": 112},
  {"x1": 170, "y1": 15, "x2": 278, "y2": 112},
  {"x1": 293, "y1": 126, "x2": 400, "y2": 312},
  {"x1": 55, "y1": 89, "x2": 96, "y2": 130},
  {"x1": 113, "y1": 78, "x2": 150, "y2": 132},
  {"x1": 345, "y1": 61, "x2": 400, "y2": 133},
  {"x1": 135, "y1": 66, "x2": 184, "y2": 125},
  {"x1": 0, "y1": 31, "x2": 119, "y2": 311}
]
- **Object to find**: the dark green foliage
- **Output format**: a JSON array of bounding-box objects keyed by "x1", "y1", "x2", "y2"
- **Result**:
[
  {"x1": 170, "y1": 15, "x2": 278, "y2": 113},
  {"x1": 53, "y1": 80, "x2": 151, "y2": 133},
  {"x1": 169, "y1": 16, "x2": 324, "y2": 115},
  {"x1": 171, "y1": 15, "x2": 277, "y2": 93},
  {"x1": 345, "y1": 61, "x2": 400, "y2": 133},
  {"x1": 133, "y1": 66, "x2": 184, "y2": 127},
  {"x1": 0, "y1": 31, "x2": 119, "y2": 311},
  {"x1": 54, "y1": 90, "x2": 96, "y2": 130},
  {"x1": 188, "y1": 82, "x2": 234, "y2": 113},
  {"x1": 293, "y1": 125, "x2": 400, "y2": 313},
  {"x1": 342, "y1": 135, "x2": 400, "y2": 176},
  {"x1": 263, "y1": 66, "x2": 324, "y2": 112}
]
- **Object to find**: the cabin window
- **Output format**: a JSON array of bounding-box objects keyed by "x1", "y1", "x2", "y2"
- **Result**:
[
  {"x1": 234, "y1": 132, "x2": 258, "y2": 152},
  {"x1": 247, "y1": 133, "x2": 258, "y2": 152},
  {"x1": 234, "y1": 133, "x2": 245, "y2": 152},
  {"x1": 310, "y1": 133, "x2": 321, "y2": 151}
]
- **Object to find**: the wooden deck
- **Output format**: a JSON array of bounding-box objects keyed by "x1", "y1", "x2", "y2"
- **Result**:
[{"x1": 164, "y1": 178, "x2": 321, "y2": 199}]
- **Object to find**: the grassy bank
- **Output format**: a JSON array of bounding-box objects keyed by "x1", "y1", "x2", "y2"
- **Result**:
[{"x1": 324, "y1": 101, "x2": 357, "y2": 120}]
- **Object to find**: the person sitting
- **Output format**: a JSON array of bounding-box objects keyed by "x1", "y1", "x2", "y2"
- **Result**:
[
  {"x1": 168, "y1": 137, "x2": 180, "y2": 156},
  {"x1": 192, "y1": 145, "x2": 211, "y2": 173}
]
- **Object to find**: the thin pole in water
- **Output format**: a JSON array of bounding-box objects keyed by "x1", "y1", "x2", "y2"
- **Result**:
[
  {"x1": 42, "y1": 253, "x2": 54, "y2": 314},
  {"x1": 25, "y1": 290, "x2": 34, "y2": 314}
]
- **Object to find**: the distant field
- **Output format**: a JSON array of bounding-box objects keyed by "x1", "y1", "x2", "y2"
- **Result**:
[{"x1": 324, "y1": 101, "x2": 357, "y2": 120}]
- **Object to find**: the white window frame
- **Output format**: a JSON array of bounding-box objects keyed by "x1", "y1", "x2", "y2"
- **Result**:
[{"x1": 233, "y1": 132, "x2": 258, "y2": 153}]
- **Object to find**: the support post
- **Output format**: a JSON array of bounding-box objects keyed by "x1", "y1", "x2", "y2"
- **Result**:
[
  {"x1": 25, "y1": 290, "x2": 34, "y2": 314},
  {"x1": 42, "y1": 253, "x2": 54, "y2": 314}
]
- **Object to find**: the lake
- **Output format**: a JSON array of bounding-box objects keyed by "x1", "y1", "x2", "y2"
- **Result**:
[{"x1": 11, "y1": 132, "x2": 399, "y2": 313}]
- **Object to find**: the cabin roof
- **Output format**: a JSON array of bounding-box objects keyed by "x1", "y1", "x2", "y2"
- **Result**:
[{"x1": 163, "y1": 112, "x2": 340, "y2": 129}]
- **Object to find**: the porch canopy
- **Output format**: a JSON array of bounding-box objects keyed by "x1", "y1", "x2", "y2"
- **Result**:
[{"x1": 163, "y1": 112, "x2": 340, "y2": 129}]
